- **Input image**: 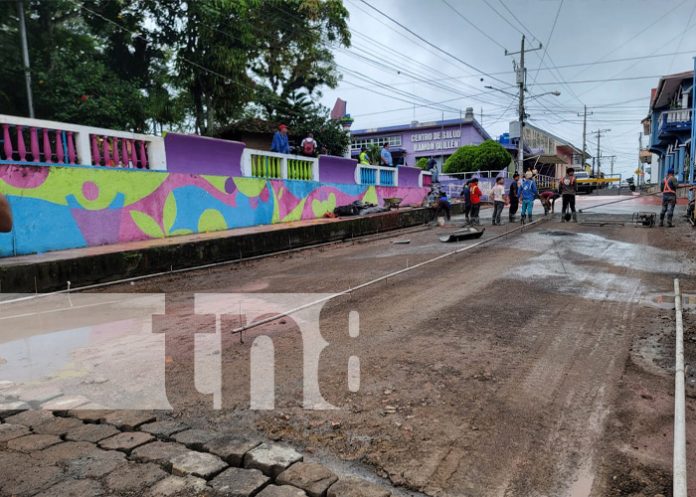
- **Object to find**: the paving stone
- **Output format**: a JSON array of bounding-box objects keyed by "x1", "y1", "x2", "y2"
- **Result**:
[
  {"x1": 147, "y1": 475, "x2": 209, "y2": 496},
  {"x1": 66, "y1": 409, "x2": 108, "y2": 422},
  {"x1": 98, "y1": 431, "x2": 154, "y2": 453},
  {"x1": 203, "y1": 435, "x2": 261, "y2": 466},
  {"x1": 209, "y1": 467, "x2": 270, "y2": 497},
  {"x1": 172, "y1": 428, "x2": 222, "y2": 450},
  {"x1": 63, "y1": 449, "x2": 127, "y2": 479},
  {"x1": 105, "y1": 462, "x2": 168, "y2": 493},
  {"x1": 140, "y1": 420, "x2": 189, "y2": 438},
  {"x1": 277, "y1": 463, "x2": 338, "y2": 497},
  {"x1": 244, "y1": 443, "x2": 303, "y2": 478},
  {"x1": 34, "y1": 478, "x2": 105, "y2": 497},
  {"x1": 41, "y1": 395, "x2": 90, "y2": 411},
  {"x1": 0, "y1": 423, "x2": 31, "y2": 443},
  {"x1": 258, "y1": 485, "x2": 309, "y2": 497},
  {"x1": 0, "y1": 451, "x2": 64, "y2": 496},
  {"x1": 326, "y1": 478, "x2": 392, "y2": 497},
  {"x1": 0, "y1": 401, "x2": 29, "y2": 418},
  {"x1": 5, "y1": 409, "x2": 55, "y2": 427},
  {"x1": 131, "y1": 441, "x2": 192, "y2": 470},
  {"x1": 103, "y1": 410, "x2": 156, "y2": 430},
  {"x1": 66, "y1": 423, "x2": 120, "y2": 443},
  {"x1": 171, "y1": 450, "x2": 228, "y2": 479},
  {"x1": 34, "y1": 442, "x2": 101, "y2": 465},
  {"x1": 33, "y1": 416, "x2": 84, "y2": 436},
  {"x1": 7, "y1": 434, "x2": 62, "y2": 452}
]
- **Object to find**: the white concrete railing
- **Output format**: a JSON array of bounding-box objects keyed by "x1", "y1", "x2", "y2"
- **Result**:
[
  {"x1": 241, "y1": 148, "x2": 319, "y2": 181},
  {"x1": 0, "y1": 114, "x2": 166, "y2": 170},
  {"x1": 663, "y1": 108, "x2": 692, "y2": 124},
  {"x1": 354, "y1": 164, "x2": 398, "y2": 186}
]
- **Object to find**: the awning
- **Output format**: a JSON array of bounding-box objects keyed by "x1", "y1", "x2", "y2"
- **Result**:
[{"x1": 535, "y1": 154, "x2": 568, "y2": 165}]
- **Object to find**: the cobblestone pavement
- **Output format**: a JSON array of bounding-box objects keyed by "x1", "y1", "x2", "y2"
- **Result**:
[{"x1": 0, "y1": 408, "x2": 393, "y2": 497}]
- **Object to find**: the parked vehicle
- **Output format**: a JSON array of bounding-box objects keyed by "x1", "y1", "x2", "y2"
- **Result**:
[{"x1": 573, "y1": 171, "x2": 595, "y2": 194}]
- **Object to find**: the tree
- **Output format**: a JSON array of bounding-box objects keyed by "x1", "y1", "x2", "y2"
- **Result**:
[
  {"x1": 416, "y1": 158, "x2": 429, "y2": 170},
  {"x1": 290, "y1": 110, "x2": 350, "y2": 157},
  {"x1": 444, "y1": 141, "x2": 511, "y2": 173}
]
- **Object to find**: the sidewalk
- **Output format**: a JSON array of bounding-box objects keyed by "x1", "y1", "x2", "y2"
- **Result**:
[{"x1": 0, "y1": 206, "x2": 441, "y2": 293}]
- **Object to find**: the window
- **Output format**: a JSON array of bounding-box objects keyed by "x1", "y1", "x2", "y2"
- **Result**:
[{"x1": 351, "y1": 135, "x2": 402, "y2": 149}]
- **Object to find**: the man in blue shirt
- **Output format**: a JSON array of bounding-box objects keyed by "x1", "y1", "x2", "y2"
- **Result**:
[
  {"x1": 271, "y1": 124, "x2": 290, "y2": 154},
  {"x1": 380, "y1": 143, "x2": 393, "y2": 167},
  {"x1": 519, "y1": 170, "x2": 538, "y2": 224}
]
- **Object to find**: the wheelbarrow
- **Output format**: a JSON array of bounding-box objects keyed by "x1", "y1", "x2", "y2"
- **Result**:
[
  {"x1": 439, "y1": 226, "x2": 485, "y2": 243},
  {"x1": 383, "y1": 197, "x2": 403, "y2": 210}
]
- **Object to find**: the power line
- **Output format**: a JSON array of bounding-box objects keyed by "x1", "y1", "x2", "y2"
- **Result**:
[
  {"x1": 530, "y1": 0, "x2": 563, "y2": 86},
  {"x1": 441, "y1": 0, "x2": 508, "y2": 51}
]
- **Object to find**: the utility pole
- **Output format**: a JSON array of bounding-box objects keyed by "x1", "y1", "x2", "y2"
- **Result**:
[
  {"x1": 506, "y1": 36, "x2": 542, "y2": 173},
  {"x1": 591, "y1": 128, "x2": 611, "y2": 176},
  {"x1": 639, "y1": 133, "x2": 643, "y2": 187},
  {"x1": 17, "y1": 0, "x2": 34, "y2": 118},
  {"x1": 577, "y1": 105, "x2": 593, "y2": 169}
]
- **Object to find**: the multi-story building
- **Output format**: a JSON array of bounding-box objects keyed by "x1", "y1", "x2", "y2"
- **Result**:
[
  {"x1": 350, "y1": 107, "x2": 491, "y2": 168},
  {"x1": 643, "y1": 70, "x2": 694, "y2": 183}
]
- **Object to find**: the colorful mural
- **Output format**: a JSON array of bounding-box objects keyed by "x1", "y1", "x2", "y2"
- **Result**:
[{"x1": 0, "y1": 164, "x2": 428, "y2": 257}]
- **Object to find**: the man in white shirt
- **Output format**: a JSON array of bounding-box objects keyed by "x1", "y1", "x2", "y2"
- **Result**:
[{"x1": 490, "y1": 176, "x2": 507, "y2": 226}]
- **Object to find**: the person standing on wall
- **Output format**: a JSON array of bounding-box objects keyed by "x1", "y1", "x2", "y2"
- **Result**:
[
  {"x1": 0, "y1": 193, "x2": 12, "y2": 232},
  {"x1": 560, "y1": 167, "x2": 578, "y2": 222},
  {"x1": 271, "y1": 124, "x2": 290, "y2": 154},
  {"x1": 660, "y1": 168, "x2": 678, "y2": 227},
  {"x1": 359, "y1": 146, "x2": 370, "y2": 165},
  {"x1": 508, "y1": 172, "x2": 520, "y2": 222},
  {"x1": 380, "y1": 143, "x2": 393, "y2": 167},
  {"x1": 300, "y1": 132, "x2": 318, "y2": 157},
  {"x1": 427, "y1": 157, "x2": 439, "y2": 183}
]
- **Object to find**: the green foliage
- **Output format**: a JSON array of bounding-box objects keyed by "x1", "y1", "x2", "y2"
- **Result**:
[
  {"x1": 416, "y1": 158, "x2": 429, "y2": 170},
  {"x1": 1, "y1": 0, "x2": 350, "y2": 137},
  {"x1": 444, "y1": 140, "x2": 511, "y2": 173},
  {"x1": 367, "y1": 144, "x2": 381, "y2": 165}
]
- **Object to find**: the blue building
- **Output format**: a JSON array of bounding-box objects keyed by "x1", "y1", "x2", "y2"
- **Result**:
[{"x1": 644, "y1": 70, "x2": 696, "y2": 183}]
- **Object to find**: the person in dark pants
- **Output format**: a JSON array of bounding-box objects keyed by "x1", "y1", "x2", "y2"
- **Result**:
[
  {"x1": 0, "y1": 193, "x2": 12, "y2": 232},
  {"x1": 461, "y1": 180, "x2": 472, "y2": 224},
  {"x1": 508, "y1": 172, "x2": 519, "y2": 222},
  {"x1": 436, "y1": 190, "x2": 451, "y2": 221},
  {"x1": 469, "y1": 178, "x2": 482, "y2": 225},
  {"x1": 660, "y1": 168, "x2": 678, "y2": 227},
  {"x1": 490, "y1": 176, "x2": 506, "y2": 225},
  {"x1": 540, "y1": 190, "x2": 559, "y2": 216},
  {"x1": 559, "y1": 167, "x2": 578, "y2": 222}
]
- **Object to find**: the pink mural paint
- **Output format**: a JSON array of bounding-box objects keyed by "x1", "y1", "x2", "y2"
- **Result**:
[
  {"x1": 0, "y1": 164, "x2": 50, "y2": 189},
  {"x1": 82, "y1": 181, "x2": 99, "y2": 201},
  {"x1": 2, "y1": 124, "x2": 13, "y2": 160}
]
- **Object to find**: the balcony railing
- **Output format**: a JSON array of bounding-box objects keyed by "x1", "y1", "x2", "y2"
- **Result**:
[
  {"x1": 0, "y1": 114, "x2": 166, "y2": 170},
  {"x1": 355, "y1": 164, "x2": 399, "y2": 186},
  {"x1": 659, "y1": 109, "x2": 692, "y2": 137},
  {"x1": 242, "y1": 149, "x2": 319, "y2": 181}
]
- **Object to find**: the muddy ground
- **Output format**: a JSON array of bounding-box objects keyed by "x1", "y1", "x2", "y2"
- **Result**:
[{"x1": 3, "y1": 197, "x2": 696, "y2": 496}]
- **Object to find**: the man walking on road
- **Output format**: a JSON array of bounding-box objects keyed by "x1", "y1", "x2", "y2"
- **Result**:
[
  {"x1": 519, "y1": 171, "x2": 538, "y2": 224},
  {"x1": 660, "y1": 168, "x2": 678, "y2": 227},
  {"x1": 469, "y1": 178, "x2": 482, "y2": 226},
  {"x1": 508, "y1": 172, "x2": 520, "y2": 222},
  {"x1": 560, "y1": 167, "x2": 578, "y2": 222},
  {"x1": 490, "y1": 176, "x2": 507, "y2": 226},
  {"x1": 0, "y1": 193, "x2": 12, "y2": 232},
  {"x1": 461, "y1": 180, "x2": 472, "y2": 224}
]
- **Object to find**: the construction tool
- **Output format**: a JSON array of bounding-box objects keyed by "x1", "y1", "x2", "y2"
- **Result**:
[{"x1": 439, "y1": 226, "x2": 485, "y2": 243}]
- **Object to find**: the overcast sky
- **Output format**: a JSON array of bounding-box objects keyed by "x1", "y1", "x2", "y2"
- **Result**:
[{"x1": 320, "y1": 0, "x2": 696, "y2": 179}]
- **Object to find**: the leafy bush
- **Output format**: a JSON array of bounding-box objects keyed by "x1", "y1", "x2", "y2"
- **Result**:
[
  {"x1": 416, "y1": 158, "x2": 429, "y2": 170},
  {"x1": 444, "y1": 140, "x2": 511, "y2": 173}
]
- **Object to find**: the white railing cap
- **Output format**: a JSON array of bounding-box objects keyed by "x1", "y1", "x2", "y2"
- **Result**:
[
  {"x1": 245, "y1": 148, "x2": 317, "y2": 162},
  {"x1": 0, "y1": 114, "x2": 161, "y2": 142}
]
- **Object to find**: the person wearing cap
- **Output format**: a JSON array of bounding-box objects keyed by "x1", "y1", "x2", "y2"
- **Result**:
[
  {"x1": 660, "y1": 168, "x2": 678, "y2": 227},
  {"x1": 469, "y1": 177, "x2": 482, "y2": 225},
  {"x1": 0, "y1": 193, "x2": 12, "y2": 232},
  {"x1": 271, "y1": 124, "x2": 290, "y2": 154},
  {"x1": 508, "y1": 172, "x2": 520, "y2": 222},
  {"x1": 519, "y1": 170, "x2": 538, "y2": 224}
]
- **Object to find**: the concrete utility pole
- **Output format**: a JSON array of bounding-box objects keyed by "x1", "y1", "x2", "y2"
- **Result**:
[
  {"x1": 639, "y1": 133, "x2": 643, "y2": 187},
  {"x1": 577, "y1": 105, "x2": 593, "y2": 169},
  {"x1": 591, "y1": 128, "x2": 611, "y2": 176},
  {"x1": 506, "y1": 36, "x2": 542, "y2": 174},
  {"x1": 17, "y1": 0, "x2": 34, "y2": 118}
]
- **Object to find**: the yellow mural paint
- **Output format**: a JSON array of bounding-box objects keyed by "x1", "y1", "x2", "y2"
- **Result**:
[
  {"x1": 362, "y1": 186, "x2": 378, "y2": 205},
  {"x1": 198, "y1": 209, "x2": 227, "y2": 232},
  {"x1": 203, "y1": 175, "x2": 229, "y2": 194},
  {"x1": 282, "y1": 198, "x2": 307, "y2": 222},
  {"x1": 233, "y1": 177, "x2": 266, "y2": 197},
  {"x1": 311, "y1": 193, "x2": 336, "y2": 217}
]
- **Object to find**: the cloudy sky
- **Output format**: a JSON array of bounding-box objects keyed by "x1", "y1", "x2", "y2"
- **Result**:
[{"x1": 320, "y1": 0, "x2": 696, "y2": 179}]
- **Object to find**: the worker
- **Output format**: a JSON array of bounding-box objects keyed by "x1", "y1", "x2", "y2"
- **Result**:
[
  {"x1": 660, "y1": 168, "x2": 678, "y2": 227},
  {"x1": 560, "y1": 167, "x2": 578, "y2": 222},
  {"x1": 508, "y1": 172, "x2": 520, "y2": 222},
  {"x1": 359, "y1": 146, "x2": 370, "y2": 165},
  {"x1": 469, "y1": 177, "x2": 482, "y2": 226},
  {"x1": 461, "y1": 180, "x2": 472, "y2": 224},
  {"x1": 0, "y1": 193, "x2": 12, "y2": 232},
  {"x1": 539, "y1": 190, "x2": 559, "y2": 216},
  {"x1": 519, "y1": 170, "x2": 538, "y2": 224}
]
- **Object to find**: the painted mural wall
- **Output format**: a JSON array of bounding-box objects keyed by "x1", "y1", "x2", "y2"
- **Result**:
[{"x1": 0, "y1": 164, "x2": 428, "y2": 257}]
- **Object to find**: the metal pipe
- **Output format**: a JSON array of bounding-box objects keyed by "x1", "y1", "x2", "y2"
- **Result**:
[
  {"x1": 577, "y1": 189, "x2": 669, "y2": 213},
  {"x1": 673, "y1": 278, "x2": 687, "y2": 497},
  {"x1": 16, "y1": 0, "x2": 34, "y2": 118}
]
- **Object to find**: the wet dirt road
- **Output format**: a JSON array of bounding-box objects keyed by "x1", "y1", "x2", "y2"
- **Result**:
[{"x1": 2, "y1": 195, "x2": 695, "y2": 496}]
